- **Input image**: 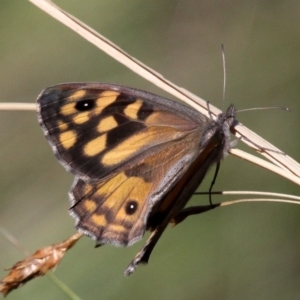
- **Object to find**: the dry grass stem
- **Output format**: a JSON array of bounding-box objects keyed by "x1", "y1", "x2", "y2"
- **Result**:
[{"x1": 0, "y1": 103, "x2": 35, "y2": 111}]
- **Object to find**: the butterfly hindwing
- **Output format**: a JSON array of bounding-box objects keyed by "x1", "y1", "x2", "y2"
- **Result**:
[{"x1": 69, "y1": 130, "x2": 201, "y2": 246}]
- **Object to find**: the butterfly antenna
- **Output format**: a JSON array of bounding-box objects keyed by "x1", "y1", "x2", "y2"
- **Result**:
[{"x1": 221, "y1": 44, "x2": 226, "y2": 112}]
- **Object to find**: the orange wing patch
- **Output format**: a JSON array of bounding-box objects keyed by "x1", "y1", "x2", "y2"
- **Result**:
[
  {"x1": 101, "y1": 125, "x2": 186, "y2": 166},
  {"x1": 59, "y1": 130, "x2": 77, "y2": 150},
  {"x1": 124, "y1": 99, "x2": 143, "y2": 119},
  {"x1": 83, "y1": 134, "x2": 107, "y2": 157},
  {"x1": 71, "y1": 171, "x2": 153, "y2": 246},
  {"x1": 97, "y1": 116, "x2": 118, "y2": 133}
]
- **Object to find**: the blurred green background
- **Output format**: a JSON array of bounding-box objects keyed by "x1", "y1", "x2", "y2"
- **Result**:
[{"x1": 1, "y1": 1, "x2": 300, "y2": 299}]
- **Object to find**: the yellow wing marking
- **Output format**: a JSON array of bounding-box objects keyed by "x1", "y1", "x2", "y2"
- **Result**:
[
  {"x1": 59, "y1": 130, "x2": 77, "y2": 149},
  {"x1": 68, "y1": 90, "x2": 87, "y2": 101},
  {"x1": 60, "y1": 102, "x2": 77, "y2": 116},
  {"x1": 124, "y1": 99, "x2": 143, "y2": 119},
  {"x1": 97, "y1": 116, "x2": 118, "y2": 132},
  {"x1": 84, "y1": 199, "x2": 97, "y2": 213},
  {"x1": 84, "y1": 134, "x2": 107, "y2": 157},
  {"x1": 96, "y1": 173, "x2": 152, "y2": 210},
  {"x1": 73, "y1": 111, "x2": 90, "y2": 124},
  {"x1": 101, "y1": 126, "x2": 180, "y2": 166},
  {"x1": 91, "y1": 214, "x2": 107, "y2": 227},
  {"x1": 100, "y1": 90, "x2": 120, "y2": 97},
  {"x1": 57, "y1": 120, "x2": 68, "y2": 131}
]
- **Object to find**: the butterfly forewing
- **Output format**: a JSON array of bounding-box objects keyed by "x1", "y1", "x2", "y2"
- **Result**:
[{"x1": 37, "y1": 83, "x2": 207, "y2": 182}]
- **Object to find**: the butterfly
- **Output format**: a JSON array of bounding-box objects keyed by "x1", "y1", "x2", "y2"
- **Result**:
[{"x1": 36, "y1": 82, "x2": 236, "y2": 275}]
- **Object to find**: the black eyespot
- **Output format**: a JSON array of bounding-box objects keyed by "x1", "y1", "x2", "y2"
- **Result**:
[
  {"x1": 75, "y1": 99, "x2": 95, "y2": 111},
  {"x1": 125, "y1": 200, "x2": 138, "y2": 215}
]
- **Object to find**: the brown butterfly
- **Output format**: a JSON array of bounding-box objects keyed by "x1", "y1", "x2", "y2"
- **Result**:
[{"x1": 36, "y1": 82, "x2": 235, "y2": 275}]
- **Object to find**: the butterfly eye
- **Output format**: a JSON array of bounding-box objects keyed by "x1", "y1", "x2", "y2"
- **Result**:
[
  {"x1": 75, "y1": 99, "x2": 95, "y2": 111},
  {"x1": 125, "y1": 201, "x2": 138, "y2": 215}
]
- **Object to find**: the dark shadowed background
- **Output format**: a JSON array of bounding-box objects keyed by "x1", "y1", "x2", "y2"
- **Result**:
[{"x1": 1, "y1": 1, "x2": 300, "y2": 299}]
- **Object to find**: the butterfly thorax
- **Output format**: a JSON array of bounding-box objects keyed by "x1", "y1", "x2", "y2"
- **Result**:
[{"x1": 199, "y1": 104, "x2": 235, "y2": 160}]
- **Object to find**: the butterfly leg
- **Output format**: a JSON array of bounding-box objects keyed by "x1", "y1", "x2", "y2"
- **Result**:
[
  {"x1": 171, "y1": 204, "x2": 219, "y2": 226},
  {"x1": 124, "y1": 217, "x2": 170, "y2": 276},
  {"x1": 124, "y1": 182, "x2": 192, "y2": 276},
  {"x1": 208, "y1": 162, "x2": 221, "y2": 205}
]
